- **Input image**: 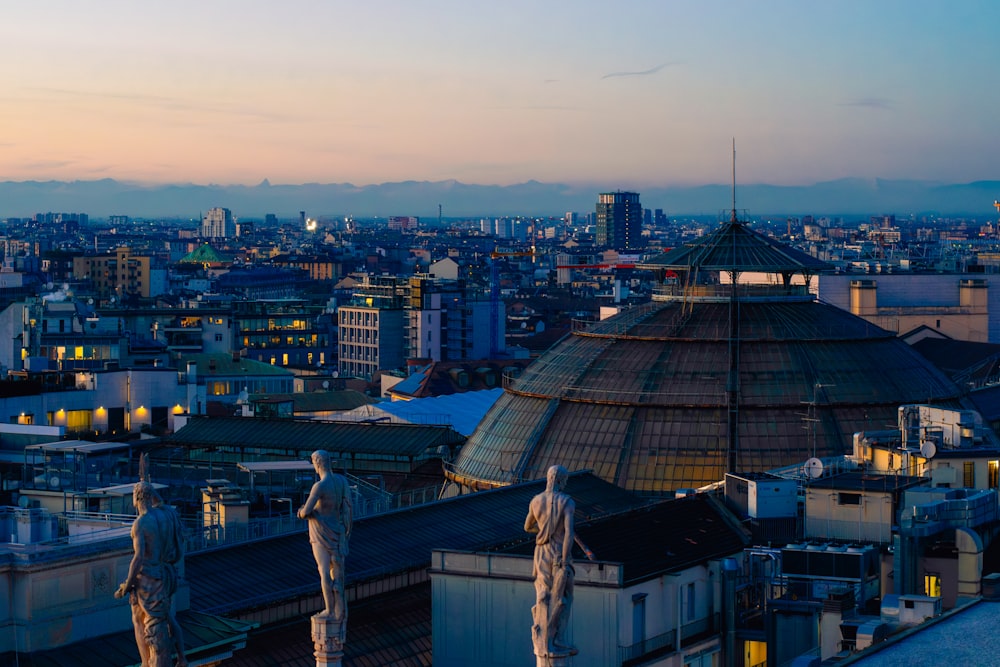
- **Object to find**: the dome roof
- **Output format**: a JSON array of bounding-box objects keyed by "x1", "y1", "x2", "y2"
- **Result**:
[
  {"x1": 643, "y1": 219, "x2": 830, "y2": 275},
  {"x1": 449, "y1": 220, "x2": 961, "y2": 495}
]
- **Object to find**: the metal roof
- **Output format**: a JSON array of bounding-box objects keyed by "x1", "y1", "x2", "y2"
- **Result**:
[
  {"x1": 346, "y1": 388, "x2": 504, "y2": 436},
  {"x1": 186, "y1": 472, "x2": 649, "y2": 615},
  {"x1": 642, "y1": 219, "x2": 831, "y2": 274},
  {"x1": 25, "y1": 440, "x2": 131, "y2": 453},
  {"x1": 165, "y1": 416, "x2": 465, "y2": 458},
  {"x1": 237, "y1": 460, "x2": 314, "y2": 472},
  {"x1": 249, "y1": 390, "x2": 376, "y2": 412}
]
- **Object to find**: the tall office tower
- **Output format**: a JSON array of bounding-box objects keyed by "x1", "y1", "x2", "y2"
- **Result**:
[
  {"x1": 201, "y1": 207, "x2": 235, "y2": 239},
  {"x1": 595, "y1": 191, "x2": 642, "y2": 250}
]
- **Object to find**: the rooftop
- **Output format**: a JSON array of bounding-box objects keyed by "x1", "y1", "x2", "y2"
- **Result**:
[
  {"x1": 501, "y1": 493, "x2": 751, "y2": 585},
  {"x1": 166, "y1": 415, "x2": 465, "y2": 459},
  {"x1": 185, "y1": 472, "x2": 649, "y2": 615}
]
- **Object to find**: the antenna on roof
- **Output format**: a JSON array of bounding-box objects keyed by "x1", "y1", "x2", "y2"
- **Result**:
[{"x1": 731, "y1": 138, "x2": 738, "y2": 223}]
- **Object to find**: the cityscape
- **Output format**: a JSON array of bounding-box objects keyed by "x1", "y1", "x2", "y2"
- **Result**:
[{"x1": 3, "y1": 2, "x2": 1000, "y2": 667}]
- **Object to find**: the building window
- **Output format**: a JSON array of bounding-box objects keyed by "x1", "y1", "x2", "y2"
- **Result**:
[
  {"x1": 964, "y1": 461, "x2": 975, "y2": 488},
  {"x1": 631, "y1": 593, "x2": 647, "y2": 647},
  {"x1": 838, "y1": 492, "x2": 862, "y2": 506},
  {"x1": 924, "y1": 574, "x2": 941, "y2": 597},
  {"x1": 989, "y1": 460, "x2": 999, "y2": 489},
  {"x1": 215, "y1": 333, "x2": 223, "y2": 342},
  {"x1": 686, "y1": 582, "x2": 695, "y2": 621}
]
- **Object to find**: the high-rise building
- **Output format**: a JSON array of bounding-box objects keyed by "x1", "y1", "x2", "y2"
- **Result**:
[
  {"x1": 337, "y1": 275, "x2": 497, "y2": 380},
  {"x1": 388, "y1": 216, "x2": 419, "y2": 232},
  {"x1": 201, "y1": 207, "x2": 235, "y2": 239},
  {"x1": 595, "y1": 191, "x2": 642, "y2": 250}
]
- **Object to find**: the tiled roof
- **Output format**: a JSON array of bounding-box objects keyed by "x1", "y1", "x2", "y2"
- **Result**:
[
  {"x1": 186, "y1": 472, "x2": 649, "y2": 615},
  {"x1": 502, "y1": 493, "x2": 750, "y2": 584},
  {"x1": 911, "y1": 337, "x2": 1000, "y2": 377},
  {"x1": 226, "y1": 583, "x2": 432, "y2": 667},
  {"x1": 8, "y1": 610, "x2": 255, "y2": 667},
  {"x1": 165, "y1": 415, "x2": 465, "y2": 458}
]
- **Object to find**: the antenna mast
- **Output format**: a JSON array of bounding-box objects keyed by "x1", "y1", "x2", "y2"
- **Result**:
[{"x1": 731, "y1": 138, "x2": 738, "y2": 222}]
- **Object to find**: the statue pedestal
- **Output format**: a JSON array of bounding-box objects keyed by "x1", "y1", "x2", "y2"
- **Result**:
[{"x1": 311, "y1": 614, "x2": 346, "y2": 666}]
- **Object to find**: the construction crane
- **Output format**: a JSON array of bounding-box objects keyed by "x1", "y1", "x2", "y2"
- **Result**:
[{"x1": 489, "y1": 249, "x2": 535, "y2": 358}]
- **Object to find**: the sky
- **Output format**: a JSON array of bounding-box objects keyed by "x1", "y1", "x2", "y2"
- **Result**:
[{"x1": 1, "y1": 1, "x2": 998, "y2": 189}]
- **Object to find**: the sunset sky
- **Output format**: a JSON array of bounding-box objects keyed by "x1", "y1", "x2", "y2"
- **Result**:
[{"x1": 2, "y1": 0, "x2": 998, "y2": 188}]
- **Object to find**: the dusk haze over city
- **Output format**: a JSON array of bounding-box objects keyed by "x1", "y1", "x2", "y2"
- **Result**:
[{"x1": 3, "y1": 0, "x2": 999, "y2": 192}]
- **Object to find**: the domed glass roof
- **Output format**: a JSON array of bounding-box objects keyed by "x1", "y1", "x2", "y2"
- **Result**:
[{"x1": 447, "y1": 221, "x2": 962, "y2": 494}]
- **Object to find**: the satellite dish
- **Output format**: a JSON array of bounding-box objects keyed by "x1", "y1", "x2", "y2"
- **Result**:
[
  {"x1": 920, "y1": 440, "x2": 937, "y2": 459},
  {"x1": 803, "y1": 457, "x2": 824, "y2": 479},
  {"x1": 18, "y1": 495, "x2": 30, "y2": 508}
]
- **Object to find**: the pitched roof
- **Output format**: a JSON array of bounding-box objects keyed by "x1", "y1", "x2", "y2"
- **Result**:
[
  {"x1": 502, "y1": 493, "x2": 750, "y2": 584},
  {"x1": 166, "y1": 416, "x2": 465, "y2": 458},
  {"x1": 7, "y1": 610, "x2": 255, "y2": 667},
  {"x1": 250, "y1": 390, "x2": 376, "y2": 412},
  {"x1": 910, "y1": 337, "x2": 1000, "y2": 379},
  {"x1": 348, "y1": 388, "x2": 504, "y2": 436},
  {"x1": 180, "y1": 243, "x2": 233, "y2": 264},
  {"x1": 388, "y1": 360, "x2": 532, "y2": 398},
  {"x1": 186, "y1": 472, "x2": 649, "y2": 615},
  {"x1": 181, "y1": 353, "x2": 293, "y2": 377},
  {"x1": 224, "y1": 583, "x2": 432, "y2": 667},
  {"x1": 642, "y1": 219, "x2": 830, "y2": 274}
]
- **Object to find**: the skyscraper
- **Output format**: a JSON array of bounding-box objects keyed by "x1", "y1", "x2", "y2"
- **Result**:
[
  {"x1": 595, "y1": 191, "x2": 642, "y2": 250},
  {"x1": 201, "y1": 207, "x2": 235, "y2": 239}
]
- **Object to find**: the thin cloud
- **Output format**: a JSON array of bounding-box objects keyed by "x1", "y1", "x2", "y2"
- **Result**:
[
  {"x1": 839, "y1": 97, "x2": 894, "y2": 110},
  {"x1": 23, "y1": 85, "x2": 295, "y2": 123},
  {"x1": 601, "y1": 63, "x2": 676, "y2": 80}
]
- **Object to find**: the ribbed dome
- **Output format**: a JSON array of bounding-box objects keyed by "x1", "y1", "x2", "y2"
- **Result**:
[{"x1": 448, "y1": 221, "x2": 962, "y2": 495}]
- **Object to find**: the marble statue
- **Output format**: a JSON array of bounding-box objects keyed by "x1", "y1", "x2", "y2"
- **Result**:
[
  {"x1": 116, "y1": 478, "x2": 187, "y2": 667},
  {"x1": 298, "y1": 449, "x2": 353, "y2": 623},
  {"x1": 524, "y1": 464, "x2": 577, "y2": 660}
]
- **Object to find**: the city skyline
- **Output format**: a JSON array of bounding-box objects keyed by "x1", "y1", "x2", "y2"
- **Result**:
[{"x1": 2, "y1": 1, "x2": 998, "y2": 189}]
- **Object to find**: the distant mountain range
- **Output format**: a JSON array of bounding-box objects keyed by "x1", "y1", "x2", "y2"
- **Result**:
[{"x1": 0, "y1": 177, "x2": 998, "y2": 220}]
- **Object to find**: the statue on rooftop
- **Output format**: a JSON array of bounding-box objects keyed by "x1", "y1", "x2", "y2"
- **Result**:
[
  {"x1": 115, "y1": 454, "x2": 187, "y2": 667},
  {"x1": 524, "y1": 464, "x2": 578, "y2": 660},
  {"x1": 298, "y1": 449, "x2": 353, "y2": 626}
]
